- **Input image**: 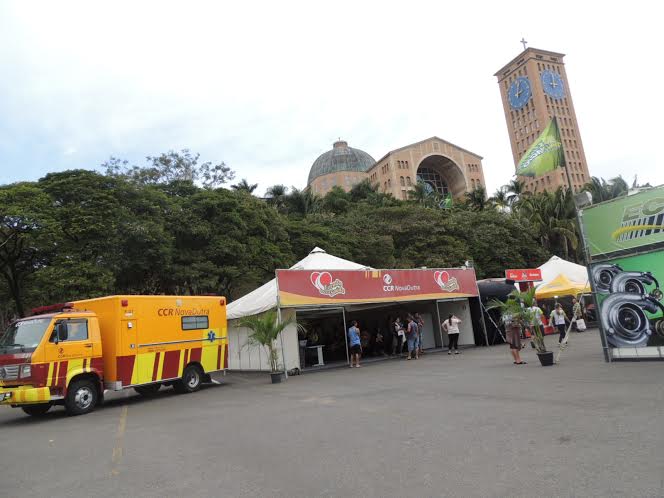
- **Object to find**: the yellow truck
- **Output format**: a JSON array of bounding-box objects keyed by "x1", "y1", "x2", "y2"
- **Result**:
[{"x1": 0, "y1": 295, "x2": 228, "y2": 416}]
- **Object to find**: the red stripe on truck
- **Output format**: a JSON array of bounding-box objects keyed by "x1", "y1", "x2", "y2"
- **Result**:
[
  {"x1": 151, "y1": 352, "x2": 161, "y2": 382},
  {"x1": 162, "y1": 350, "x2": 180, "y2": 380}
]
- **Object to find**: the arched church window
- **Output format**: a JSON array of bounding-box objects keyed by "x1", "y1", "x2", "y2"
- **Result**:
[
  {"x1": 400, "y1": 176, "x2": 405, "y2": 186},
  {"x1": 416, "y1": 167, "x2": 449, "y2": 197}
]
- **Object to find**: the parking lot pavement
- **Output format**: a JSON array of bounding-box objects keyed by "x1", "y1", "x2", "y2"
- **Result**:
[{"x1": 1, "y1": 330, "x2": 663, "y2": 498}]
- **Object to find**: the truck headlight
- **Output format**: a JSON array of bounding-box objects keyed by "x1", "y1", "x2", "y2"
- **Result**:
[{"x1": 20, "y1": 365, "x2": 31, "y2": 378}]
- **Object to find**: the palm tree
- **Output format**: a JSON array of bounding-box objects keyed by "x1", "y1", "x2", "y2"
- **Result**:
[
  {"x1": 286, "y1": 187, "x2": 322, "y2": 217},
  {"x1": 408, "y1": 181, "x2": 441, "y2": 208},
  {"x1": 517, "y1": 188, "x2": 578, "y2": 261},
  {"x1": 465, "y1": 186, "x2": 490, "y2": 211},
  {"x1": 490, "y1": 186, "x2": 510, "y2": 212},
  {"x1": 581, "y1": 176, "x2": 628, "y2": 204},
  {"x1": 238, "y1": 310, "x2": 303, "y2": 374},
  {"x1": 264, "y1": 184, "x2": 288, "y2": 211},
  {"x1": 505, "y1": 179, "x2": 527, "y2": 207},
  {"x1": 231, "y1": 178, "x2": 258, "y2": 194}
]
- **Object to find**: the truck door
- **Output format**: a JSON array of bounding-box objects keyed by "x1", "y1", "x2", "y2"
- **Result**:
[
  {"x1": 120, "y1": 319, "x2": 139, "y2": 385},
  {"x1": 44, "y1": 318, "x2": 94, "y2": 389},
  {"x1": 121, "y1": 319, "x2": 138, "y2": 352}
]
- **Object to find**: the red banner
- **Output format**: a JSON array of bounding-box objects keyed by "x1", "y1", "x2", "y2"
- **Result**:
[
  {"x1": 505, "y1": 269, "x2": 543, "y2": 282},
  {"x1": 276, "y1": 268, "x2": 479, "y2": 307}
]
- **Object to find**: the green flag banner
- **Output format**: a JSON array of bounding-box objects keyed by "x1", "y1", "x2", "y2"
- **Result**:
[{"x1": 516, "y1": 117, "x2": 565, "y2": 177}]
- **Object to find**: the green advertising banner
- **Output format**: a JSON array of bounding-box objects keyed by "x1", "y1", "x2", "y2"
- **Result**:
[
  {"x1": 582, "y1": 187, "x2": 664, "y2": 259},
  {"x1": 581, "y1": 186, "x2": 664, "y2": 360},
  {"x1": 516, "y1": 117, "x2": 564, "y2": 178}
]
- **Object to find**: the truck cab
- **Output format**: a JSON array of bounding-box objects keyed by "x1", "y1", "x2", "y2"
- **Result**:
[{"x1": 0, "y1": 304, "x2": 104, "y2": 416}]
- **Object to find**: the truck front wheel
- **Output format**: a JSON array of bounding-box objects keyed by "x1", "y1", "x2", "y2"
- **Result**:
[
  {"x1": 65, "y1": 379, "x2": 98, "y2": 416},
  {"x1": 21, "y1": 404, "x2": 51, "y2": 417},
  {"x1": 173, "y1": 365, "x2": 203, "y2": 394}
]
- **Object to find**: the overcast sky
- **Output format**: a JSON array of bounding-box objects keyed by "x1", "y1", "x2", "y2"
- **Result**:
[{"x1": 1, "y1": 1, "x2": 662, "y2": 196}]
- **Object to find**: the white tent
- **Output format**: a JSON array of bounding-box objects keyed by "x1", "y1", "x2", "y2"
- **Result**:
[
  {"x1": 536, "y1": 255, "x2": 589, "y2": 287},
  {"x1": 226, "y1": 247, "x2": 370, "y2": 372},
  {"x1": 227, "y1": 247, "x2": 371, "y2": 320}
]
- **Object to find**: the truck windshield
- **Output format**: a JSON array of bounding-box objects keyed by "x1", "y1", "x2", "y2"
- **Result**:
[{"x1": 0, "y1": 318, "x2": 51, "y2": 353}]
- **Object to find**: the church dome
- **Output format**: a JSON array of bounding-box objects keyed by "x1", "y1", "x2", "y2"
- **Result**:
[{"x1": 307, "y1": 140, "x2": 376, "y2": 185}]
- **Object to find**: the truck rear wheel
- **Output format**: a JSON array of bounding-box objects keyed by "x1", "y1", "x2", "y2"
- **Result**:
[
  {"x1": 173, "y1": 365, "x2": 203, "y2": 394},
  {"x1": 21, "y1": 404, "x2": 51, "y2": 417},
  {"x1": 134, "y1": 384, "x2": 161, "y2": 396},
  {"x1": 65, "y1": 379, "x2": 98, "y2": 416}
]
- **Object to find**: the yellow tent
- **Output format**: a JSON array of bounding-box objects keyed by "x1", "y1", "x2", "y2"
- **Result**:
[{"x1": 535, "y1": 274, "x2": 591, "y2": 299}]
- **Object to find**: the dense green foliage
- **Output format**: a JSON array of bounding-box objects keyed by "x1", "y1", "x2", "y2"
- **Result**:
[{"x1": 3, "y1": 150, "x2": 635, "y2": 319}]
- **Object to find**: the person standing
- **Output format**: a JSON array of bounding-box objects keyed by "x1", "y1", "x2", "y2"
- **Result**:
[
  {"x1": 504, "y1": 311, "x2": 526, "y2": 365},
  {"x1": 572, "y1": 298, "x2": 583, "y2": 332},
  {"x1": 442, "y1": 314, "x2": 462, "y2": 355},
  {"x1": 393, "y1": 317, "x2": 405, "y2": 357},
  {"x1": 529, "y1": 300, "x2": 544, "y2": 345},
  {"x1": 347, "y1": 320, "x2": 362, "y2": 368},
  {"x1": 414, "y1": 313, "x2": 425, "y2": 356},
  {"x1": 550, "y1": 303, "x2": 569, "y2": 343},
  {"x1": 406, "y1": 316, "x2": 419, "y2": 360}
]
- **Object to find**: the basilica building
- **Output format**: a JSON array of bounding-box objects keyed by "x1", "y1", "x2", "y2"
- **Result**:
[{"x1": 307, "y1": 137, "x2": 486, "y2": 201}]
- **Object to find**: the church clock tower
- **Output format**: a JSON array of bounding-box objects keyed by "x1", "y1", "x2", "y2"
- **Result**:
[{"x1": 495, "y1": 43, "x2": 591, "y2": 193}]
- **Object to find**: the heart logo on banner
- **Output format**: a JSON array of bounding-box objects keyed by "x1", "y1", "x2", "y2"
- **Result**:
[
  {"x1": 434, "y1": 270, "x2": 450, "y2": 287},
  {"x1": 310, "y1": 271, "x2": 333, "y2": 290}
]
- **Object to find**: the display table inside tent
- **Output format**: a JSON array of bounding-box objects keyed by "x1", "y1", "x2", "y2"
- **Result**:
[{"x1": 306, "y1": 345, "x2": 325, "y2": 366}]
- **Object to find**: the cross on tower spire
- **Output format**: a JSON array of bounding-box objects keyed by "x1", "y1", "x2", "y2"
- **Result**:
[{"x1": 520, "y1": 37, "x2": 528, "y2": 51}]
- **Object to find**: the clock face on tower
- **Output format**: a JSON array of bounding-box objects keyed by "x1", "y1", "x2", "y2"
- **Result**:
[
  {"x1": 508, "y1": 77, "x2": 531, "y2": 110},
  {"x1": 541, "y1": 70, "x2": 565, "y2": 99}
]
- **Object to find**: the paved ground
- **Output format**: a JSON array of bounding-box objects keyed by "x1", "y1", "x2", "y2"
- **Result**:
[{"x1": 1, "y1": 330, "x2": 663, "y2": 498}]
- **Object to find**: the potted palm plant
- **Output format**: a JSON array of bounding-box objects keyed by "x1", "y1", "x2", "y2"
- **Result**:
[
  {"x1": 488, "y1": 288, "x2": 554, "y2": 366},
  {"x1": 238, "y1": 310, "x2": 303, "y2": 383}
]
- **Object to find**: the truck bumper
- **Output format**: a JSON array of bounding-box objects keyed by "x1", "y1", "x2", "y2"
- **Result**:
[{"x1": 0, "y1": 386, "x2": 51, "y2": 405}]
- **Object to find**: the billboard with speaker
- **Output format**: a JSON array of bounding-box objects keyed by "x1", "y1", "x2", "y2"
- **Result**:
[{"x1": 581, "y1": 186, "x2": 664, "y2": 360}]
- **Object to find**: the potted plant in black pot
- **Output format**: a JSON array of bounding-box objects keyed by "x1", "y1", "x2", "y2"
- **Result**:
[
  {"x1": 489, "y1": 288, "x2": 554, "y2": 366},
  {"x1": 239, "y1": 310, "x2": 303, "y2": 383}
]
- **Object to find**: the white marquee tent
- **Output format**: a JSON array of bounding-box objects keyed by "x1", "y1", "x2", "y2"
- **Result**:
[
  {"x1": 536, "y1": 255, "x2": 589, "y2": 287},
  {"x1": 226, "y1": 247, "x2": 371, "y2": 371}
]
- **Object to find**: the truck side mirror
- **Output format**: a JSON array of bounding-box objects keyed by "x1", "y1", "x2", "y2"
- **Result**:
[{"x1": 54, "y1": 322, "x2": 68, "y2": 344}]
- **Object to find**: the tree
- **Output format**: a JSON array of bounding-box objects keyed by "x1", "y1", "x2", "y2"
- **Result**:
[
  {"x1": 582, "y1": 176, "x2": 628, "y2": 204},
  {"x1": 321, "y1": 186, "x2": 350, "y2": 215},
  {"x1": 348, "y1": 179, "x2": 379, "y2": 200},
  {"x1": 517, "y1": 188, "x2": 578, "y2": 261},
  {"x1": 0, "y1": 184, "x2": 56, "y2": 316},
  {"x1": 238, "y1": 310, "x2": 303, "y2": 373},
  {"x1": 264, "y1": 184, "x2": 288, "y2": 211},
  {"x1": 490, "y1": 187, "x2": 510, "y2": 212},
  {"x1": 408, "y1": 181, "x2": 441, "y2": 208},
  {"x1": 285, "y1": 187, "x2": 322, "y2": 217},
  {"x1": 464, "y1": 186, "x2": 490, "y2": 211},
  {"x1": 231, "y1": 178, "x2": 258, "y2": 194},
  {"x1": 104, "y1": 149, "x2": 234, "y2": 188},
  {"x1": 166, "y1": 188, "x2": 292, "y2": 299},
  {"x1": 505, "y1": 179, "x2": 527, "y2": 206}
]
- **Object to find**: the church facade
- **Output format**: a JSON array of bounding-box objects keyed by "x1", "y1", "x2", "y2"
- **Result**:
[{"x1": 307, "y1": 137, "x2": 486, "y2": 201}]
